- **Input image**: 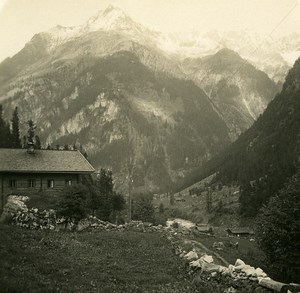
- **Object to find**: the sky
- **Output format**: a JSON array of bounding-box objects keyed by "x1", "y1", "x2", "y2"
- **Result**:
[{"x1": 0, "y1": 0, "x2": 300, "y2": 62}]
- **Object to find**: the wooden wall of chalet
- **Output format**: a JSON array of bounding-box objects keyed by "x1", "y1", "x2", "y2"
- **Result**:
[{"x1": 0, "y1": 173, "x2": 82, "y2": 211}]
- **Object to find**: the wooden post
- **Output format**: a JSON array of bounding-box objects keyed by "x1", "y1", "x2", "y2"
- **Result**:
[
  {"x1": 0, "y1": 175, "x2": 3, "y2": 212},
  {"x1": 128, "y1": 176, "x2": 133, "y2": 222},
  {"x1": 259, "y1": 278, "x2": 289, "y2": 293}
]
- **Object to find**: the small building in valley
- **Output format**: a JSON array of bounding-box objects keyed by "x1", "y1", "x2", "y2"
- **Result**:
[
  {"x1": 194, "y1": 223, "x2": 213, "y2": 234},
  {"x1": 0, "y1": 148, "x2": 95, "y2": 211},
  {"x1": 226, "y1": 227, "x2": 255, "y2": 237}
]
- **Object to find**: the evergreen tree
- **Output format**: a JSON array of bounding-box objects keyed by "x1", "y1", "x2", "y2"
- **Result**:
[
  {"x1": 27, "y1": 119, "x2": 36, "y2": 144},
  {"x1": 35, "y1": 135, "x2": 41, "y2": 149},
  {"x1": 111, "y1": 192, "x2": 126, "y2": 224},
  {"x1": 132, "y1": 193, "x2": 154, "y2": 223},
  {"x1": 0, "y1": 105, "x2": 12, "y2": 148},
  {"x1": 255, "y1": 170, "x2": 300, "y2": 282},
  {"x1": 159, "y1": 203, "x2": 165, "y2": 214},
  {"x1": 22, "y1": 135, "x2": 27, "y2": 149},
  {"x1": 87, "y1": 169, "x2": 114, "y2": 220},
  {"x1": 11, "y1": 107, "x2": 21, "y2": 148}
]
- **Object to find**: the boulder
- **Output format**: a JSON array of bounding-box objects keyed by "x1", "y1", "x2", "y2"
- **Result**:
[
  {"x1": 235, "y1": 259, "x2": 246, "y2": 267},
  {"x1": 200, "y1": 254, "x2": 214, "y2": 263},
  {"x1": 184, "y1": 250, "x2": 198, "y2": 261},
  {"x1": 255, "y1": 268, "x2": 267, "y2": 278},
  {"x1": 76, "y1": 218, "x2": 91, "y2": 231},
  {"x1": 213, "y1": 241, "x2": 225, "y2": 250},
  {"x1": 224, "y1": 287, "x2": 237, "y2": 293},
  {"x1": 190, "y1": 259, "x2": 203, "y2": 268},
  {"x1": 0, "y1": 195, "x2": 28, "y2": 223}
]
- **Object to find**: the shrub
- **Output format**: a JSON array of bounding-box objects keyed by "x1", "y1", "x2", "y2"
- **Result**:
[
  {"x1": 132, "y1": 193, "x2": 155, "y2": 223},
  {"x1": 56, "y1": 185, "x2": 89, "y2": 224}
]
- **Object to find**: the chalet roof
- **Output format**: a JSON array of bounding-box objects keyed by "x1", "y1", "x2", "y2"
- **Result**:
[
  {"x1": 0, "y1": 149, "x2": 95, "y2": 174},
  {"x1": 226, "y1": 228, "x2": 255, "y2": 234},
  {"x1": 195, "y1": 224, "x2": 213, "y2": 232}
]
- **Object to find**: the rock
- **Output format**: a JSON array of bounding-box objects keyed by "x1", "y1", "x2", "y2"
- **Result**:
[
  {"x1": 0, "y1": 195, "x2": 28, "y2": 223},
  {"x1": 201, "y1": 262, "x2": 222, "y2": 273},
  {"x1": 76, "y1": 218, "x2": 91, "y2": 231},
  {"x1": 224, "y1": 286, "x2": 237, "y2": 293},
  {"x1": 235, "y1": 259, "x2": 246, "y2": 267},
  {"x1": 184, "y1": 250, "x2": 198, "y2": 261},
  {"x1": 255, "y1": 268, "x2": 267, "y2": 278},
  {"x1": 200, "y1": 254, "x2": 214, "y2": 263},
  {"x1": 213, "y1": 241, "x2": 225, "y2": 250},
  {"x1": 190, "y1": 259, "x2": 203, "y2": 268},
  {"x1": 66, "y1": 221, "x2": 75, "y2": 231},
  {"x1": 219, "y1": 266, "x2": 229, "y2": 274},
  {"x1": 211, "y1": 272, "x2": 217, "y2": 277}
]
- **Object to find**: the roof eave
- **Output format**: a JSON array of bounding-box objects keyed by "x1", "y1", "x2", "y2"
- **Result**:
[{"x1": 0, "y1": 170, "x2": 95, "y2": 174}]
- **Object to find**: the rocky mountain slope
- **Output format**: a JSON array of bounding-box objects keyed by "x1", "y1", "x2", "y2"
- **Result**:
[
  {"x1": 159, "y1": 30, "x2": 300, "y2": 84},
  {"x1": 181, "y1": 48, "x2": 278, "y2": 139},
  {"x1": 0, "y1": 5, "x2": 285, "y2": 192},
  {"x1": 179, "y1": 58, "x2": 300, "y2": 215}
]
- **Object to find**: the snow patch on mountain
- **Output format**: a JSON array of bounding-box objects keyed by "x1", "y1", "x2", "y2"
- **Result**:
[{"x1": 281, "y1": 51, "x2": 300, "y2": 66}]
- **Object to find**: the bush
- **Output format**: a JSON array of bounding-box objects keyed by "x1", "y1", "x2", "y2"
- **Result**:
[
  {"x1": 132, "y1": 193, "x2": 155, "y2": 223},
  {"x1": 56, "y1": 185, "x2": 89, "y2": 224}
]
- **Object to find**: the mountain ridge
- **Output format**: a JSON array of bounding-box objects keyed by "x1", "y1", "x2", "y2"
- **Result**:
[
  {"x1": 0, "y1": 5, "x2": 288, "y2": 192},
  {"x1": 178, "y1": 57, "x2": 300, "y2": 215}
]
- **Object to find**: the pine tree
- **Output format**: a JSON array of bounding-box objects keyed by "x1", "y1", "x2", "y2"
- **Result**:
[
  {"x1": 22, "y1": 135, "x2": 27, "y2": 149},
  {"x1": 27, "y1": 119, "x2": 36, "y2": 144},
  {"x1": 0, "y1": 105, "x2": 12, "y2": 148},
  {"x1": 0, "y1": 105, "x2": 6, "y2": 147},
  {"x1": 88, "y1": 169, "x2": 114, "y2": 220},
  {"x1": 11, "y1": 107, "x2": 21, "y2": 148},
  {"x1": 35, "y1": 135, "x2": 41, "y2": 149},
  {"x1": 255, "y1": 170, "x2": 300, "y2": 282}
]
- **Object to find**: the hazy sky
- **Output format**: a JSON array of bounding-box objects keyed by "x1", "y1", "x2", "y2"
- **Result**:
[{"x1": 0, "y1": 0, "x2": 300, "y2": 62}]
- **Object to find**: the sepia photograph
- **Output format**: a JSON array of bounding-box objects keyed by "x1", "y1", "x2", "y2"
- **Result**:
[{"x1": 0, "y1": 0, "x2": 299, "y2": 292}]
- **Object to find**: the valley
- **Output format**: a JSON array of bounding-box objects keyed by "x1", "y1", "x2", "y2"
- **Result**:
[{"x1": 1, "y1": 5, "x2": 295, "y2": 193}]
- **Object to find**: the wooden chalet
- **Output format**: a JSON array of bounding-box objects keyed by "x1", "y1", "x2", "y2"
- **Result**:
[
  {"x1": 195, "y1": 223, "x2": 213, "y2": 233},
  {"x1": 226, "y1": 227, "x2": 255, "y2": 237},
  {"x1": 0, "y1": 147, "x2": 95, "y2": 210}
]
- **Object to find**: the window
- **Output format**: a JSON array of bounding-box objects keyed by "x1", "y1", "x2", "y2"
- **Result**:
[
  {"x1": 47, "y1": 180, "x2": 54, "y2": 188},
  {"x1": 28, "y1": 179, "x2": 36, "y2": 188},
  {"x1": 65, "y1": 179, "x2": 72, "y2": 186},
  {"x1": 10, "y1": 180, "x2": 16, "y2": 188}
]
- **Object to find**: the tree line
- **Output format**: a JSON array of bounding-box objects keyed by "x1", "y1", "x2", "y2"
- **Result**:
[
  {"x1": 0, "y1": 104, "x2": 87, "y2": 153},
  {"x1": 0, "y1": 104, "x2": 42, "y2": 149}
]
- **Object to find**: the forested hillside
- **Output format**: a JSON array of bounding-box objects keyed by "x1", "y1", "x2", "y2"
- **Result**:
[{"x1": 179, "y1": 58, "x2": 300, "y2": 216}]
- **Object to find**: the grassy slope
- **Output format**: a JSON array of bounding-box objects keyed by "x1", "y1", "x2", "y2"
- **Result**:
[
  {"x1": 190, "y1": 234, "x2": 267, "y2": 272},
  {"x1": 0, "y1": 225, "x2": 196, "y2": 293}
]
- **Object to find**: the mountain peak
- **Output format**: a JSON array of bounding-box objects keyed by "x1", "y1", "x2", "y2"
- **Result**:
[
  {"x1": 84, "y1": 5, "x2": 134, "y2": 32},
  {"x1": 215, "y1": 48, "x2": 241, "y2": 58},
  {"x1": 102, "y1": 5, "x2": 124, "y2": 17}
]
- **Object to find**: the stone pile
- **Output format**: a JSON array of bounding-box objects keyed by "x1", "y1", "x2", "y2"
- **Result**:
[
  {"x1": 171, "y1": 231, "x2": 268, "y2": 281},
  {"x1": 166, "y1": 227, "x2": 300, "y2": 292},
  {"x1": 12, "y1": 208, "x2": 56, "y2": 230},
  {"x1": 0, "y1": 195, "x2": 29, "y2": 223},
  {"x1": 1, "y1": 196, "x2": 166, "y2": 233},
  {"x1": 79, "y1": 217, "x2": 165, "y2": 233}
]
